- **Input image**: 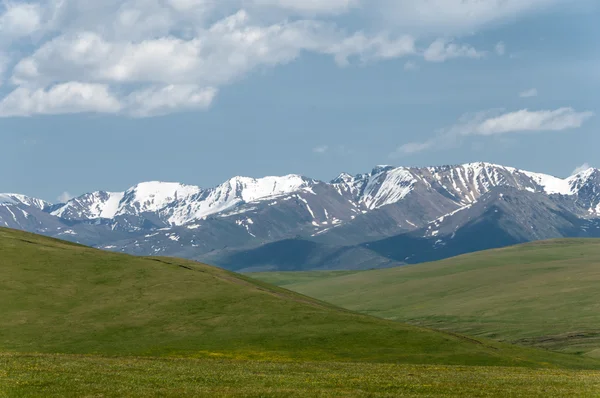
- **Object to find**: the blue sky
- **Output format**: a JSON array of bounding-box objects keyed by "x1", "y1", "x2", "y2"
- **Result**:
[{"x1": 0, "y1": 0, "x2": 598, "y2": 202}]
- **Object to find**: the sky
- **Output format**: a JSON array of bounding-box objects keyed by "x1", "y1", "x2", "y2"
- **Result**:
[{"x1": 0, "y1": 0, "x2": 598, "y2": 202}]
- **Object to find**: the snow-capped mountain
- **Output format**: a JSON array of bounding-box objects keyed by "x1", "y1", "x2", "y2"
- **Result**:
[
  {"x1": 52, "y1": 191, "x2": 125, "y2": 220},
  {"x1": 46, "y1": 162, "x2": 600, "y2": 230},
  {"x1": 567, "y1": 168, "x2": 600, "y2": 214},
  {"x1": 51, "y1": 175, "x2": 317, "y2": 227},
  {"x1": 334, "y1": 163, "x2": 574, "y2": 210},
  {"x1": 0, "y1": 194, "x2": 50, "y2": 210},
  {"x1": 2, "y1": 162, "x2": 600, "y2": 271}
]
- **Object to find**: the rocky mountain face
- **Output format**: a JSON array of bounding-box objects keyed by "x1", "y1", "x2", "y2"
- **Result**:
[{"x1": 2, "y1": 163, "x2": 599, "y2": 271}]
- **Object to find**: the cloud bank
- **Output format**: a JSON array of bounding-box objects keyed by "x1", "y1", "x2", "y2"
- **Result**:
[
  {"x1": 393, "y1": 108, "x2": 594, "y2": 156},
  {"x1": 0, "y1": 0, "x2": 563, "y2": 117}
]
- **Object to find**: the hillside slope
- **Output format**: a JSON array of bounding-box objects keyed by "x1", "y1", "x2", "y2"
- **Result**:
[
  {"x1": 252, "y1": 239, "x2": 600, "y2": 357},
  {"x1": 0, "y1": 227, "x2": 598, "y2": 369}
]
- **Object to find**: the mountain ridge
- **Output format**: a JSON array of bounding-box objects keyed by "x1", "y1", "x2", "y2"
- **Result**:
[
  {"x1": 9, "y1": 162, "x2": 595, "y2": 221},
  {"x1": 2, "y1": 162, "x2": 599, "y2": 271}
]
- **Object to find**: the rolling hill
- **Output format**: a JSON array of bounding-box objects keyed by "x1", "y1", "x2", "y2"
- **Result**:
[
  {"x1": 251, "y1": 239, "x2": 600, "y2": 357},
  {"x1": 0, "y1": 227, "x2": 598, "y2": 369}
]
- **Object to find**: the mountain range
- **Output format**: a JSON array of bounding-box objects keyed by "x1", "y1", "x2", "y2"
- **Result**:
[{"x1": 2, "y1": 162, "x2": 600, "y2": 271}]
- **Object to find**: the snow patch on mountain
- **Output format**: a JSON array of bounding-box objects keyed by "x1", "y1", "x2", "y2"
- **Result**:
[
  {"x1": 122, "y1": 182, "x2": 202, "y2": 214},
  {"x1": 0, "y1": 194, "x2": 49, "y2": 210},
  {"x1": 227, "y1": 175, "x2": 313, "y2": 203},
  {"x1": 51, "y1": 175, "x2": 316, "y2": 226},
  {"x1": 53, "y1": 191, "x2": 125, "y2": 219},
  {"x1": 332, "y1": 166, "x2": 416, "y2": 209},
  {"x1": 166, "y1": 175, "x2": 314, "y2": 224},
  {"x1": 362, "y1": 167, "x2": 416, "y2": 209},
  {"x1": 521, "y1": 172, "x2": 572, "y2": 195},
  {"x1": 568, "y1": 168, "x2": 599, "y2": 192},
  {"x1": 10, "y1": 163, "x2": 600, "y2": 237}
]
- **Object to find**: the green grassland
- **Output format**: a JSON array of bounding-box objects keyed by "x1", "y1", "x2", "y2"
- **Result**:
[
  {"x1": 253, "y1": 270, "x2": 361, "y2": 286},
  {"x1": 3, "y1": 228, "x2": 600, "y2": 396},
  {"x1": 251, "y1": 239, "x2": 600, "y2": 357},
  {"x1": 2, "y1": 354, "x2": 600, "y2": 397},
  {"x1": 2, "y1": 227, "x2": 596, "y2": 368}
]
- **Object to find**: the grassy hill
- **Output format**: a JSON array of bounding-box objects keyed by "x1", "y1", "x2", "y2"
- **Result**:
[
  {"x1": 251, "y1": 239, "x2": 600, "y2": 357},
  {"x1": 0, "y1": 227, "x2": 598, "y2": 369}
]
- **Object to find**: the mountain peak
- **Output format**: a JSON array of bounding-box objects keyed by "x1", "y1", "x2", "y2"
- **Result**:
[
  {"x1": 371, "y1": 165, "x2": 395, "y2": 175},
  {"x1": 22, "y1": 161, "x2": 600, "y2": 231},
  {"x1": 570, "y1": 167, "x2": 599, "y2": 180},
  {"x1": 52, "y1": 191, "x2": 125, "y2": 220},
  {"x1": 0, "y1": 194, "x2": 25, "y2": 205},
  {"x1": 0, "y1": 194, "x2": 50, "y2": 210},
  {"x1": 463, "y1": 161, "x2": 510, "y2": 168},
  {"x1": 223, "y1": 174, "x2": 315, "y2": 203},
  {"x1": 331, "y1": 172, "x2": 354, "y2": 184},
  {"x1": 120, "y1": 182, "x2": 203, "y2": 216},
  {"x1": 5, "y1": 160, "x2": 600, "y2": 274},
  {"x1": 126, "y1": 181, "x2": 202, "y2": 195}
]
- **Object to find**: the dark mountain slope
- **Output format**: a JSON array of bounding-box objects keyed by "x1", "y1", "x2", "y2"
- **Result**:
[
  {"x1": 210, "y1": 238, "x2": 398, "y2": 272},
  {"x1": 365, "y1": 187, "x2": 600, "y2": 264}
]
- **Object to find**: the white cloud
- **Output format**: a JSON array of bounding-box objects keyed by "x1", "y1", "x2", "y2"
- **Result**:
[
  {"x1": 330, "y1": 32, "x2": 415, "y2": 66},
  {"x1": 167, "y1": 0, "x2": 214, "y2": 12},
  {"x1": 0, "y1": 82, "x2": 122, "y2": 116},
  {"x1": 495, "y1": 41, "x2": 506, "y2": 56},
  {"x1": 12, "y1": 31, "x2": 206, "y2": 86},
  {"x1": 0, "y1": 53, "x2": 10, "y2": 85},
  {"x1": 468, "y1": 108, "x2": 593, "y2": 135},
  {"x1": 57, "y1": 191, "x2": 74, "y2": 203},
  {"x1": 391, "y1": 140, "x2": 434, "y2": 157},
  {"x1": 126, "y1": 85, "x2": 217, "y2": 117},
  {"x1": 377, "y1": 0, "x2": 560, "y2": 34},
  {"x1": 519, "y1": 88, "x2": 538, "y2": 98},
  {"x1": 312, "y1": 145, "x2": 329, "y2": 154},
  {"x1": 11, "y1": 14, "x2": 417, "y2": 86},
  {"x1": 0, "y1": 0, "x2": 568, "y2": 117},
  {"x1": 0, "y1": 80, "x2": 217, "y2": 117},
  {"x1": 3, "y1": 10, "x2": 422, "y2": 117},
  {"x1": 313, "y1": 144, "x2": 357, "y2": 155},
  {"x1": 31, "y1": 0, "x2": 565, "y2": 39},
  {"x1": 572, "y1": 163, "x2": 592, "y2": 175},
  {"x1": 423, "y1": 38, "x2": 485, "y2": 62},
  {"x1": 393, "y1": 107, "x2": 594, "y2": 155},
  {"x1": 0, "y1": 2, "x2": 42, "y2": 38},
  {"x1": 252, "y1": 0, "x2": 358, "y2": 14}
]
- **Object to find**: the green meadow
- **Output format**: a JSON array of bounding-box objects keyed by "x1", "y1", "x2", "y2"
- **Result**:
[
  {"x1": 3, "y1": 354, "x2": 600, "y2": 397},
  {"x1": 252, "y1": 239, "x2": 600, "y2": 357},
  {"x1": 2, "y1": 228, "x2": 600, "y2": 396}
]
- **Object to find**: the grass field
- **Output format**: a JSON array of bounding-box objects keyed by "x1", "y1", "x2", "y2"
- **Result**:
[
  {"x1": 4, "y1": 227, "x2": 597, "y2": 368},
  {"x1": 2, "y1": 353, "x2": 600, "y2": 397},
  {"x1": 253, "y1": 270, "x2": 361, "y2": 286},
  {"x1": 251, "y1": 239, "x2": 600, "y2": 357},
  {"x1": 4, "y1": 228, "x2": 600, "y2": 396}
]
